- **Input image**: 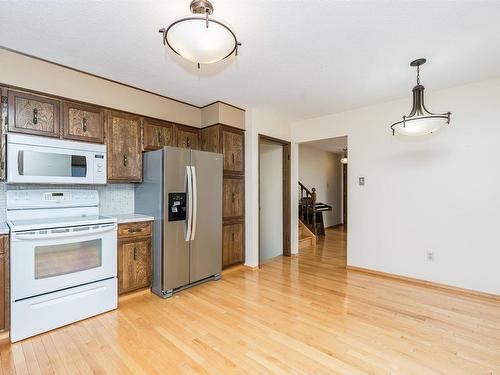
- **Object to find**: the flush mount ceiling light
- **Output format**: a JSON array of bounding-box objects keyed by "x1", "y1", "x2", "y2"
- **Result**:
[
  {"x1": 390, "y1": 58, "x2": 451, "y2": 136},
  {"x1": 340, "y1": 149, "x2": 348, "y2": 164},
  {"x1": 159, "y1": 0, "x2": 241, "y2": 68}
]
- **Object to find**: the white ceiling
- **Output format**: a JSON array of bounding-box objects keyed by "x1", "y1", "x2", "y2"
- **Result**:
[
  {"x1": 301, "y1": 136, "x2": 347, "y2": 154},
  {"x1": 1, "y1": 1, "x2": 500, "y2": 121}
]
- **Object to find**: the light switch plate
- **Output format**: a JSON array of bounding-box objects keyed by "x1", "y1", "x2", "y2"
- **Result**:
[{"x1": 359, "y1": 177, "x2": 365, "y2": 186}]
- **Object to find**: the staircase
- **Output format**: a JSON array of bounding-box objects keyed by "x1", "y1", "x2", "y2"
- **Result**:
[
  {"x1": 299, "y1": 182, "x2": 333, "y2": 237},
  {"x1": 299, "y1": 219, "x2": 316, "y2": 249}
]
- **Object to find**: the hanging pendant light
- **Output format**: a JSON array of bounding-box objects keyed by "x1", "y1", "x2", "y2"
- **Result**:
[
  {"x1": 390, "y1": 58, "x2": 451, "y2": 136},
  {"x1": 340, "y1": 148, "x2": 348, "y2": 164},
  {"x1": 159, "y1": 0, "x2": 241, "y2": 68}
]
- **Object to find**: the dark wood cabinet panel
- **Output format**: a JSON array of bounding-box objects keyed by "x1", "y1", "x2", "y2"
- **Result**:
[
  {"x1": 118, "y1": 221, "x2": 152, "y2": 239},
  {"x1": 175, "y1": 125, "x2": 200, "y2": 150},
  {"x1": 106, "y1": 111, "x2": 142, "y2": 182},
  {"x1": 8, "y1": 90, "x2": 60, "y2": 137},
  {"x1": 143, "y1": 119, "x2": 174, "y2": 150},
  {"x1": 222, "y1": 223, "x2": 244, "y2": 267},
  {"x1": 0, "y1": 236, "x2": 9, "y2": 332},
  {"x1": 62, "y1": 102, "x2": 104, "y2": 143},
  {"x1": 222, "y1": 129, "x2": 244, "y2": 173},
  {"x1": 223, "y1": 177, "x2": 244, "y2": 219},
  {"x1": 118, "y1": 238, "x2": 152, "y2": 294},
  {"x1": 201, "y1": 126, "x2": 220, "y2": 153}
]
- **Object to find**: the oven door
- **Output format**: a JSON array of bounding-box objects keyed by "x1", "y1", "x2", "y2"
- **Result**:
[
  {"x1": 7, "y1": 142, "x2": 95, "y2": 184},
  {"x1": 10, "y1": 223, "x2": 117, "y2": 301}
]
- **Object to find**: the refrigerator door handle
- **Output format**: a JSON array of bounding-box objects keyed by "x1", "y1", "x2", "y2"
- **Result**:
[
  {"x1": 190, "y1": 166, "x2": 198, "y2": 241},
  {"x1": 185, "y1": 165, "x2": 193, "y2": 242}
]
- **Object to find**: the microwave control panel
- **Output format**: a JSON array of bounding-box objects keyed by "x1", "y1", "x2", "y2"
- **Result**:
[{"x1": 93, "y1": 153, "x2": 106, "y2": 184}]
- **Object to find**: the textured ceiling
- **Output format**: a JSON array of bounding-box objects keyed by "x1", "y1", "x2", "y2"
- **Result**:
[{"x1": 1, "y1": 1, "x2": 500, "y2": 121}]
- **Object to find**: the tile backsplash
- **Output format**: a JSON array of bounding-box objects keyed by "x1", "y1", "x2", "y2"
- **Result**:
[{"x1": 0, "y1": 182, "x2": 135, "y2": 220}]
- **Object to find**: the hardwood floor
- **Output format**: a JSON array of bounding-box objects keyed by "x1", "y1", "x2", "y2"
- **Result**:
[{"x1": 1, "y1": 226, "x2": 499, "y2": 374}]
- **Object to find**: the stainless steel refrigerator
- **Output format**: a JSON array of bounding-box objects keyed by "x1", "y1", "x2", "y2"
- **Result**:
[{"x1": 135, "y1": 146, "x2": 223, "y2": 298}]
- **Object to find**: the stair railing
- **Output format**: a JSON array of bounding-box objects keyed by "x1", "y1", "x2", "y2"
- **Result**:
[{"x1": 299, "y1": 181, "x2": 317, "y2": 235}]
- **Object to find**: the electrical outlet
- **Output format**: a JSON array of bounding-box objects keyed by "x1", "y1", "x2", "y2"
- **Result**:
[
  {"x1": 426, "y1": 251, "x2": 435, "y2": 262},
  {"x1": 359, "y1": 177, "x2": 365, "y2": 186}
]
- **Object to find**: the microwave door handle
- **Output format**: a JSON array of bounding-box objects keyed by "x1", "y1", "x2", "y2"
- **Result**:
[
  {"x1": 13, "y1": 224, "x2": 116, "y2": 241},
  {"x1": 185, "y1": 166, "x2": 192, "y2": 242},
  {"x1": 190, "y1": 166, "x2": 197, "y2": 241}
]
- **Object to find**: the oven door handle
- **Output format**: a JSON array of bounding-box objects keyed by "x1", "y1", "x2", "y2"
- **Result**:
[{"x1": 12, "y1": 224, "x2": 116, "y2": 241}]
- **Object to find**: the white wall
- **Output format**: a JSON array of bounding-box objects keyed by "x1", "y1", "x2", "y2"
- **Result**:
[
  {"x1": 245, "y1": 108, "x2": 296, "y2": 267},
  {"x1": 299, "y1": 145, "x2": 342, "y2": 227},
  {"x1": 259, "y1": 142, "x2": 283, "y2": 262},
  {"x1": 292, "y1": 78, "x2": 500, "y2": 296}
]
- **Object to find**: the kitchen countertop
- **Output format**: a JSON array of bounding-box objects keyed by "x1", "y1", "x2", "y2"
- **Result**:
[
  {"x1": 110, "y1": 213, "x2": 155, "y2": 224},
  {"x1": 0, "y1": 221, "x2": 9, "y2": 235}
]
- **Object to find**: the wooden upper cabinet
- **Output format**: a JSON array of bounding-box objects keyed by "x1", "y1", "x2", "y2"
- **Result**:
[
  {"x1": 106, "y1": 111, "x2": 142, "y2": 182},
  {"x1": 175, "y1": 125, "x2": 200, "y2": 150},
  {"x1": 223, "y1": 177, "x2": 244, "y2": 219},
  {"x1": 8, "y1": 90, "x2": 60, "y2": 137},
  {"x1": 143, "y1": 119, "x2": 174, "y2": 150},
  {"x1": 62, "y1": 101, "x2": 104, "y2": 143},
  {"x1": 222, "y1": 129, "x2": 244, "y2": 173},
  {"x1": 201, "y1": 126, "x2": 220, "y2": 153}
]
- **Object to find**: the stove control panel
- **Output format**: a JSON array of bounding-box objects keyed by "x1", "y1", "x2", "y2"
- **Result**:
[{"x1": 6, "y1": 190, "x2": 99, "y2": 209}]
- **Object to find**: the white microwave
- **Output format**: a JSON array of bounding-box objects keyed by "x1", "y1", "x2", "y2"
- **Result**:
[{"x1": 7, "y1": 134, "x2": 106, "y2": 184}]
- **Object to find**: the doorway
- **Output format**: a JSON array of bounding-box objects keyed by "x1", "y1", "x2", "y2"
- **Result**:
[{"x1": 258, "y1": 135, "x2": 291, "y2": 266}]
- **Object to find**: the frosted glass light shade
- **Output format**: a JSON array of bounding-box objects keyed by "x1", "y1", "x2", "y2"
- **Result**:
[
  {"x1": 166, "y1": 17, "x2": 237, "y2": 64},
  {"x1": 391, "y1": 116, "x2": 448, "y2": 136}
]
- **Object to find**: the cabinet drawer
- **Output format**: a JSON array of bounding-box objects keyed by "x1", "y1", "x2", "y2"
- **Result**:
[
  {"x1": 222, "y1": 129, "x2": 244, "y2": 173},
  {"x1": 8, "y1": 90, "x2": 60, "y2": 137},
  {"x1": 143, "y1": 119, "x2": 174, "y2": 150},
  {"x1": 62, "y1": 102, "x2": 104, "y2": 143},
  {"x1": 222, "y1": 223, "x2": 244, "y2": 267},
  {"x1": 118, "y1": 222, "x2": 152, "y2": 239},
  {"x1": 223, "y1": 177, "x2": 244, "y2": 219}
]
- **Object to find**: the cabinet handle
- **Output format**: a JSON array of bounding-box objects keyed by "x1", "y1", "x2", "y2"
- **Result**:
[
  {"x1": 232, "y1": 232, "x2": 235, "y2": 241},
  {"x1": 231, "y1": 153, "x2": 235, "y2": 163},
  {"x1": 133, "y1": 247, "x2": 137, "y2": 261},
  {"x1": 158, "y1": 131, "x2": 162, "y2": 144},
  {"x1": 127, "y1": 227, "x2": 143, "y2": 233},
  {"x1": 232, "y1": 193, "x2": 235, "y2": 203},
  {"x1": 123, "y1": 154, "x2": 128, "y2": 167},
  {"x1": 33, "y1": 108, "x2": 38, "y2": 124},
  {"x1": 82, "y1": 117, "x2": 88, "y2": 132}
]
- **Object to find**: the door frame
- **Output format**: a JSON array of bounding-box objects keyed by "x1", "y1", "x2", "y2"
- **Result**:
[
  {"x1": 258, "y1": 134, "x2": 291, "y2": 266},
  {"x1": 342, "y1": 162, "x2": 348, "y2": 226}
]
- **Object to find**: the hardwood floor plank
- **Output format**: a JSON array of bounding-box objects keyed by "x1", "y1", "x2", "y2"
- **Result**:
[{"x1": 1, "y1": 226, "x2": 498, "y2": 374}]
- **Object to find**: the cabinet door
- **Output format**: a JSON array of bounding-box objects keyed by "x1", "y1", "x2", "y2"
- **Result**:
[
  {"x1": 176, "y1": 125, "x2": 200, "y2": 150},
  {"x1": 223, "y1": 177, "x2": 244, "y2": 219},
  {"x1": 222, "y1": 129, "x2": 244, "y2": 173},
  {"x1": 222, "y1": 223, "x2": 244, "y2": 267},
  {"x1": 118, "y1": 238, "x2": 152, "y2": 294},
  {"x1": 62, "y1": 102, "x2": 104, "y2": 143},
  {"x1": 8, "y1": 90, "x2": 60, "y2": 137},
  {"x1": 106, "y1": 112, "x2": 142, "y2": 182},
  {"x1": 0, "y1": 89, "x2": 6, "y2": 180},
  {"x1": 143, "y1": 119, "x2": 174, "y2": 150}
]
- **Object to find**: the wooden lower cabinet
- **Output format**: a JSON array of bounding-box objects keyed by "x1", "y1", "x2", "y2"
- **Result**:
[
  {"x1": 0, "y1": 235, "x2": 9, "y2": 332},
  {"x1": 222, "y1": 222, "x2": 244, "y2": 267},
  {"x1": 118, "y1": 222, "x2": 152, "y2": 294}
]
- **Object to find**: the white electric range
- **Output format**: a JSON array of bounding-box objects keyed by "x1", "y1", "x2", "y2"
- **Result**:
[{"x1": 7, "y1": 190, "x2": 118, "y2": 342}]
